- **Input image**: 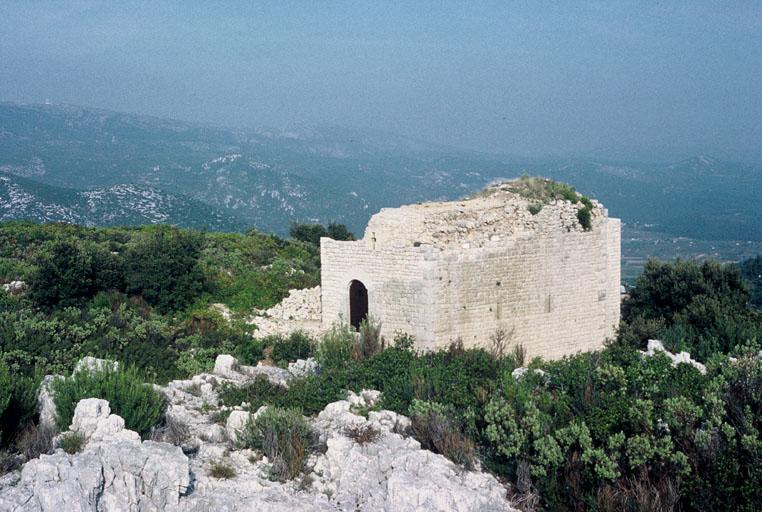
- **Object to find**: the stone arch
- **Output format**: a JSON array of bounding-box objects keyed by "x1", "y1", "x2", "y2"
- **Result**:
[{"x1": 349, "y1": 279, "x2": 369, "y2": 330}]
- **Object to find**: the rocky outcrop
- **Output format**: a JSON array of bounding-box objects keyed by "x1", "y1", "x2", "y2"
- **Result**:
[
  {"x1": 640, "y1": 339, "x2": 707, "y2": 374},
  {"x1": 1, "y1": 387, "x2": 517, "y2": 512},
  {"x1": 2, "y1": 280, "x2": 26, "y2": 295},
  {"x1": 0, "y1": 397, "x2": 189, "y2": 512},
  {"x1": 248, "y1": 286, "x2": 324, "y2": 339}
]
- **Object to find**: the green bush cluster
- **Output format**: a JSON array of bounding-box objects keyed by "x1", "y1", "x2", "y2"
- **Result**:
[
  {"x1": 51, "y1": 366, "x2": 167, "y2": 438},
  {"x1": 289, "y1": 222, "x2": 355, "y2": 245},
  {"x1": 621, "y1": 258, "x2": 761, "y2": 361},
  {"x1": 239, "y1": 406, "x2": 312, "y2": 481},
  {"x1": 235, "y1": 331, "x2": 314, "y2": 367}
]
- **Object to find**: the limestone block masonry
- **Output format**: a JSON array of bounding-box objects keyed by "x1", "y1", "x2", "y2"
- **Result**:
[{"x1": 321, "y1": 182, "x2": 621, "y2": 360}]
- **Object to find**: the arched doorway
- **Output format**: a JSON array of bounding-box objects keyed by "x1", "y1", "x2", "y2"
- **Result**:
[{"x1": 349, "y1": 280, "x2": 368, "y2": 330}]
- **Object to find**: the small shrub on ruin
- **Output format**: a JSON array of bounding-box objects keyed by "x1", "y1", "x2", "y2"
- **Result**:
[
  {"x1": 59, "y1": 432, "x2": 85, "y2": 454},
  {"x1": 577, "y1": 206, "x2": 592, "y2": 231},
  {"x1": 528, "y1": 202, "x2": 543, "y2": 215},
  {"x1": 240, "y1": 406, "x2": 312, "y2": 481}
]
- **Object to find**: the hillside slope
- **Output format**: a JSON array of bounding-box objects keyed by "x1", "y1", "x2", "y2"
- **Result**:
[{"x1": 0, "y1": 172, "x2": 247, "y2": 231}]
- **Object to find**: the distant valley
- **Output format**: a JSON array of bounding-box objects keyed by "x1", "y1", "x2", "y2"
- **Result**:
[{"x1": 1, "y1": 102, "x2": 760, "y2": 281}]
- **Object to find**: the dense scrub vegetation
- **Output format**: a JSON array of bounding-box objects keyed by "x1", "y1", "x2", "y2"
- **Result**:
[
  {"x1": 0, "y1": 221, "x2": 326, "y2": 446},
  {"x1": 1, "y1": 220, "x2": 761, "y2": 511}
]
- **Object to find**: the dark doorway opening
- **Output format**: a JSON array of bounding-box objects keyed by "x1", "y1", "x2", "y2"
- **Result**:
[{"x1": 349, "y1": 280, "x2": 368, "y2": 330}]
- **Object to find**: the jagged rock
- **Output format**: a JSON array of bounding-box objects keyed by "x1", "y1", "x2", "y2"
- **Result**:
[
  {"x1": 287, "y1": 358, "x2": 319, "y2": 378},
  {"x1": 0, "y1": 398, "x2": 189, "y2": 512},
  {"x1": 641, "y1": 339, "x2": 707, "y2": 374},
  {"x1": 2, "y1": 280, "x2": 26, "y2": 295},
  {"x1": 73, "y1": 356, "x2": 119, "y2": 374},
  {"x1": 225, "y1": 410, "x2": 251, "y2": 445},
  {"x1": 36, "y1": 375, "x2": 61, "y2": 432},
  {"x1": 213, "y1": 354, "x2": 239, "y2": 379},
  {"x1": 69, "y1": 398, "x2": 140, "y2": 445},
  {"x1": 2, "y1": 390, "x2": 518, "y2": 511},
  {"x1": 212, "y1": 354, "x2": 294, "y2": 388},
  {"x1": 511, "y1": 367, "x2": 547, "y2": 380}
]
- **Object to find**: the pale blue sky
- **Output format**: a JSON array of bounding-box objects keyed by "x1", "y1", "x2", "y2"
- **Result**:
[{"x1": 1, "y1": 1, "x2": 761, "y2": 157}]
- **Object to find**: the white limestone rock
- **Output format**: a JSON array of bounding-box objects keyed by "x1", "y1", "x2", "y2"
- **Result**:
[
  {"x1": 73, "y1": 356, "x2": 119, "y2": 375},
  {"x1": 213, "y1": 354, "x2": 240, "y2": 379},
  {"x1": 641, "y1": 339, "x2": 707, "y2": 374},
  {"x1": 288, "y1": 357, "x2": 319, "y2": 378},
  {"x1": 36, "y1": 375, "x2": 61, "y2": 432},
  {"x1": 225, "y1": 410, "x2": 252, "y2": 445},
  {"x1": 2, "y1": 280, "x2": 26, "y2": 295}
]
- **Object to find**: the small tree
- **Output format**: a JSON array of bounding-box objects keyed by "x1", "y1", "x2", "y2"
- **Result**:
[{"x1": 123, "y1": 228, "x2": 205, "y2": 313}]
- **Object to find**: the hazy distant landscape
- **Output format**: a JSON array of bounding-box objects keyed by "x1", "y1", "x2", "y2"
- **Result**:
[{"x1": 1, "y1": 102, "x2": 760, "y2": 281}]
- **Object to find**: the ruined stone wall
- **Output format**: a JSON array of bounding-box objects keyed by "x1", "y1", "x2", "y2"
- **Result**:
[
  {"x1": 320, "y1": 238, "x2": 437, "y2": 343},
  {"x1": 431, "y1": 215, "x2": 620, "y2": 358},
  {"x1": 321, "y1": 213, "x2": 620, "y2": 359}
]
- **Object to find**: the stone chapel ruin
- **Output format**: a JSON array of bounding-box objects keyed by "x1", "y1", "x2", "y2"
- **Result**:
[{"x1": 321, "y1": 180, "x2": 621, "y2": 360}]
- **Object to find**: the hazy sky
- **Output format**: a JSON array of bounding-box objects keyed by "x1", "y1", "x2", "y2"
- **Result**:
[{"x1": 1, "y1": 1, "x2": 761, "y2": 156}]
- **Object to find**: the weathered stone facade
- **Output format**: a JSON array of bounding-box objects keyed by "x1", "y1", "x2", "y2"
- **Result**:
[{"x1": 321, "y1": 183, "x2": 621, "y2": 360}]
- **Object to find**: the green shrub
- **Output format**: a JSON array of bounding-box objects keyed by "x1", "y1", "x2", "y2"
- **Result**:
[
  {"x1": 528, "y1": 203, "x2": 543, "y2": 215},
  {"x1": 577, "y1": 206, "x2": 592, "y2": 231},
  {"x1": 271, "y1": 331, "x2": 313, "y2": 364},
  {"x1": 52, "y1": 366, "x2": 167, "y2": 438},
  {"x1": 123, "y1": 228, "x2": 206, "y2": 313},
  {"x1": 316, "y1": 322, "x2": 355, "y2": 369},
  {"x1": 58, "y1": 432, "x2": 85, "y2": 454},
  {"x1": 357, "y1": 316, "x2": 383, "y2": 360},
  {"x1": 409, "y1": 399, "x2": 476, "y2": 469},
  {"x1": 240, "y1": 407, "x2": 311, "y2": 481},
  {"x1": 0, "y1": 360, "x2": 10, "y2": 440},
  {"x1": 219, "y1": 375, "x2": 287, "y2": 411},
  {"x1": 209, "y1": 460, "x2": 237, "y2": 479}
]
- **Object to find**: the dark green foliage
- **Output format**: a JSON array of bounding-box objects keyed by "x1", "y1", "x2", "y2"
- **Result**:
[
  {"x1": 0, "y1": 360, "x2": 10, "y2": 440},
  {"x1": 52, "y1": 367, "x2": 167, "y2": 438},
  {"x1": 27, "y1": 239, "x2": 90, "y2": 307},
  {"x1": 409, "y1": 400, "x2": 476, "y2": 469},
  {"x1": 58, "y1": 432, "x2": 84, "y2": 454},
  {"x1": 576, "y1": 206, "x2": 592, "y2": 231},
  {"x1": 289, "y1": 222, "x2": 355, "y2": 245},
  {"x1": 622, "y1": 259, "x2": 760, "y2": 361},
  {"x1": 740, "y1": 255, "x2": 762, "y2": 307},
  {"x1": 219, "y1": 375, "x2": 287, "y2": 412},
  {"x1": 240, "y1": 407, "x2": 311, "y2": 481},
  {"x1": 233, "y1": 332, "x2": 313, "y2": 367},
  {"x1": 270, "y1": 331, "x2": 313, "y2": 364},
  {"x1": 326, "y1": 223, "x2": 356, "y2": 241},
  {"x1": 123, "y1": 228, "x2": 206, "y2": 313}
]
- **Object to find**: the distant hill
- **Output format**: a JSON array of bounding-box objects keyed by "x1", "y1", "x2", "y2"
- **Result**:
[
  {"x1": 0, "y1": 172, "x2": 247, "y2": 231},
  {"x1": 1, "y1": 102, "x2": 760, "y2": 244}
]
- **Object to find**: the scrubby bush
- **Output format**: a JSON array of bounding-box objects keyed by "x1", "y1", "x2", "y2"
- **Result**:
[
  {"x1": 343, "y1": 423, "x2": 381, "y2": 445},
  {"x1": 409, "y1": 399, "x2": 476, "y2": 469},
  {"x1": 357, "y1": 316, "x2": 383, "y2": 359},
  {"x1": 315, "y1": 322, "x2": 355, "y2": 369},
  {"x1": 209, "y1": 460, "x2": 237, "y2": 479},
  {"x1": 52, "y1": 366, "x2": 167, "y2": 438},
  {"x1": 58, "y1": 432, "x2": 84, "y2": 454},
  {"x1": 577, "y1": 206, "x2": 592, "y2": 231},
  {"x1": 123, "y1": 228, "x2": 206, "y2": 313},
  {"x1": 270, "y1": 331, "x2": 313, "y2": 364},
  {"x1": 0, "y1": 360, "x2": 11, "y2": 441},
  {"x1": 240, "y1": 407, "x2": 311, "y2": 481}
]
